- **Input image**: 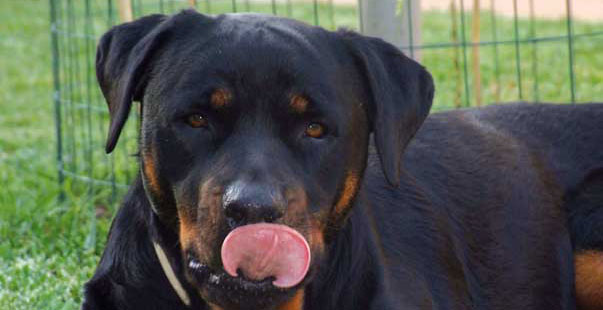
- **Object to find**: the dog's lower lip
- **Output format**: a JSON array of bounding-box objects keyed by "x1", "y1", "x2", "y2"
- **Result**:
[
  {"x1": 187, "y1": 257, "x2": 276, "y2": 288},
  {"x1": 187, "y1": 257, "x2": 297, "y2": 309}
]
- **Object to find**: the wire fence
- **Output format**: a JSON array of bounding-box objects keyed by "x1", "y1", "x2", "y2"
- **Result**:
[{"x1": 49, "y1": 0, "x2": 603, "y2": 214}]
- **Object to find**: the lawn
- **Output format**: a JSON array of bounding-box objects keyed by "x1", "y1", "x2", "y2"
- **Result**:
[{"x1": 0, "y1": 1, "x2": 601, "y2": 308}]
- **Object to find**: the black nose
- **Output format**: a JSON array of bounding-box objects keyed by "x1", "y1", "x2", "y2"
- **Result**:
[{"x1": 222, "y1": 181, "x2": 285, "y2": 228}]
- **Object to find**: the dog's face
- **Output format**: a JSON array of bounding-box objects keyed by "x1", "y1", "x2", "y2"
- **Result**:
[{"x1": 96, "y1": 11, "x2": 433, "y2": 310}]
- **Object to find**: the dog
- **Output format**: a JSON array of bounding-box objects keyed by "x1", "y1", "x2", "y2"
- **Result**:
[{"x1": 83, "y1": 10, "x2": 603, "y2": 310}]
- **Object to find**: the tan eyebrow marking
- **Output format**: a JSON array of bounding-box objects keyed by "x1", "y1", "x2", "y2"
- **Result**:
[
  {"x1": 290, "y1": 94, "x2": 309, "y2": 114},
  {"x1": 210, "y1": 88, "x2": 232, "y2": 109}
]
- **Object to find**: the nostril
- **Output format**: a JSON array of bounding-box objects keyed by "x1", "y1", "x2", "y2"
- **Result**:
[
  {"x1": 265, "y1": 213, "x2": 275, "y2": 223},
  {"x1": 231, "y1": 207, "x2": 245, "y2": 222},
  {"x1": 263, "y1": 208, "x2": 283, "y2": 223},
  {"x1": 222, "y1": 181, "x2": 286, "y2": 227},
  {"x1": 224, "y1": 202, "x2": 248, "y2": 227},
  {"x1": 224, "y1": 200, "x2": 284, "y2": 227}
]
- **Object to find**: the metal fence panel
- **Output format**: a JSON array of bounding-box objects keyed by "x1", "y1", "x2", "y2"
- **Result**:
[{"x1": 49, "y1": 0, "x2": 603, "y2": 232}]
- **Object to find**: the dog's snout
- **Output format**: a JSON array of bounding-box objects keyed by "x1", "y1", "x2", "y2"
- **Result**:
[{"x1": 222, "y1": 181, "x2": 285, "y2": 228}]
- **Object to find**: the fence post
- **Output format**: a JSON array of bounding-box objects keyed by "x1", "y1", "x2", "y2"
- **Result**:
[
  {"x1": 358, "y1": 0, "x2": 421, "y2": 60},
  {"x1": 118, "y1": 0, "x2": 133, "y2": 22},
  {"x1": 49, "y1": 0, "x2": 65, "y2": 202},
  {"x1": 565, "y1": 0, "x2": 576, "y2": 104},
  {"x1": 471, "y1": 0, "x2": 482, "y2": 106}
]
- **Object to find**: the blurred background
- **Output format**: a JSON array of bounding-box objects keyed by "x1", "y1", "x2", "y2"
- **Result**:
[{"x1": 1, "y1": 0, "x2": 601, "y2": 308}]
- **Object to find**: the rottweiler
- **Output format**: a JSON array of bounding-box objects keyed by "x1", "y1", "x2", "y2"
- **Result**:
[{"x1": 83, "y1": 10, "x2": 603, "y2": 310}]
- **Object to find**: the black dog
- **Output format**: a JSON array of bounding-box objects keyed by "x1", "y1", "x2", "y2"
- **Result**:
[{"x1": 83, "y1": 10, "x2": 603, "y2": 310}]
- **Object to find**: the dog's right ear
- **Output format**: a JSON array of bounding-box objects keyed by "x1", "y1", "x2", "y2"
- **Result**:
[
  {"x1": 339, "y1": 31, "x2": 434, "y2": 187},
  {"x1": 96, "y1": 14, "x2": 166, "y2": 153}
]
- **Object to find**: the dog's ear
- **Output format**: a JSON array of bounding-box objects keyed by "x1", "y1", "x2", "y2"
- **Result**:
[
  {"x1": 340, "y1": 31, "x2": 434, "y2": 186},
  {"x1": 96, "y1": 14, "x2": 167, "y2": 153}
]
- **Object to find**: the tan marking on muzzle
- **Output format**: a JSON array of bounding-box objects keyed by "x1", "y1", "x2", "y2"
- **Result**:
[
  {"x1": 333, "y1": 172, "x2": 360, "y2": 216},
  {"x1": 283, "y1": 186, "x2": 309, "y2": 225},
  {"x1": 575, "y1": 250, "x2": 603, "y2": 310},
  {"x1": 278, "y1": 289, "x2": 305, "y2": 310},
  {"x1": 183, "y1": 179, "x2": 223, "y2": 263},
  {"x1": 282, "y1": 187, "x2": 325, "y2": 262},
  {"x1": 142, "y1": 151, "x2": 161, "y2": 197},
  {"x1": 290, "y1": 94, "x2": 309, "y2": 114},
  {"x1": 309, "y1": 217, "x2": 325, "y2": 255},
  {"x1": 178, "y1": 208, "x2": 199, "y2": 252},
  {"x1": 210, "y1": 88, "x2": 232, "y2": 109}
]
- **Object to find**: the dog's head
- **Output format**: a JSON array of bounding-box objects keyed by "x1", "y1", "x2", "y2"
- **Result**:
[{"x1": 96, "y1": 10, "x2": 433, "y2": 310}]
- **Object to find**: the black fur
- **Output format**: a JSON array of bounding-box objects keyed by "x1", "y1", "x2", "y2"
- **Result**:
[{"x1": 84, "y1": 10, "x2": 603, "y2": 310}]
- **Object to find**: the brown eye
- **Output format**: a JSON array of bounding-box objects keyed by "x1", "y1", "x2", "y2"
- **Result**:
[
  {"x1": 305, "y1": 122, "x2": 326, "y2": 139},
  {"x1": 187, "y1": 114, "x2": 208, "y2": 128}
]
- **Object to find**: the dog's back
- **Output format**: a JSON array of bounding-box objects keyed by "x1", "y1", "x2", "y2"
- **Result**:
[
  {"x1": 364, "y1": 103, "x2": 603, "y2": 309},
  {"x1": 484, "y1": 103, "x2": 603, "y2": 310},
  {"x1": 474, "y1": 103, "x2": 603, "y2": 189},
  {"x1": 460, "y1": 103, "x2": 603, "y2": 252}
]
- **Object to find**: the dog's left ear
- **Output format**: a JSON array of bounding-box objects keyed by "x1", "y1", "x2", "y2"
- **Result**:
[
  {"x1": 340, "y1": 31, "x2": 434, "y2": 187},
  {"x1": 96, "y1": 14, "x2": 168, "y2": 153}
]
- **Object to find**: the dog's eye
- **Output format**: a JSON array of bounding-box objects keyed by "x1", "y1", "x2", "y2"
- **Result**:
[
  {"x1": 305, "y1": 122, "x2": 326, "y2": 139},
  {"x1": 187, "y1": 114, "x2": 208, "y2": 128}
]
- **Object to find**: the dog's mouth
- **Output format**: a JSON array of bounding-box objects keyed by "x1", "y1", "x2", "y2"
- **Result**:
[
  {"x1": 188, "y1": 256, "x2": 276, "y2": 291},
  {"x1": 186, "y1": 223, "x2": 312, "y2": 309},
  {"x1": 187, "y1": 255, "x2": 299, "y2": 309}
]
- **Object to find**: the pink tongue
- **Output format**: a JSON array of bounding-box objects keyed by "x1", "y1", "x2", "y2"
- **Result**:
[{"x1": 221, "y1": 223, "x2": 311, "y2": 288}]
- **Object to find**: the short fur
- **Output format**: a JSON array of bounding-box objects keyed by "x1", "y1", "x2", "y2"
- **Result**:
[{"x1": 84, "y1": 10, "x2": 603, "y2": 310}]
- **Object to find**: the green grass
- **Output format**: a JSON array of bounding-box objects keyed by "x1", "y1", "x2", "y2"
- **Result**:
[
  {"x1": 0, "y1": 1, "x2": 602, "y2": 309},
  {"x1": 0, "y1": 3, "x2": 108, "y2": 309},
  {"x1": 421, "y1": 10, "x2": 603, "y2": 110}
]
